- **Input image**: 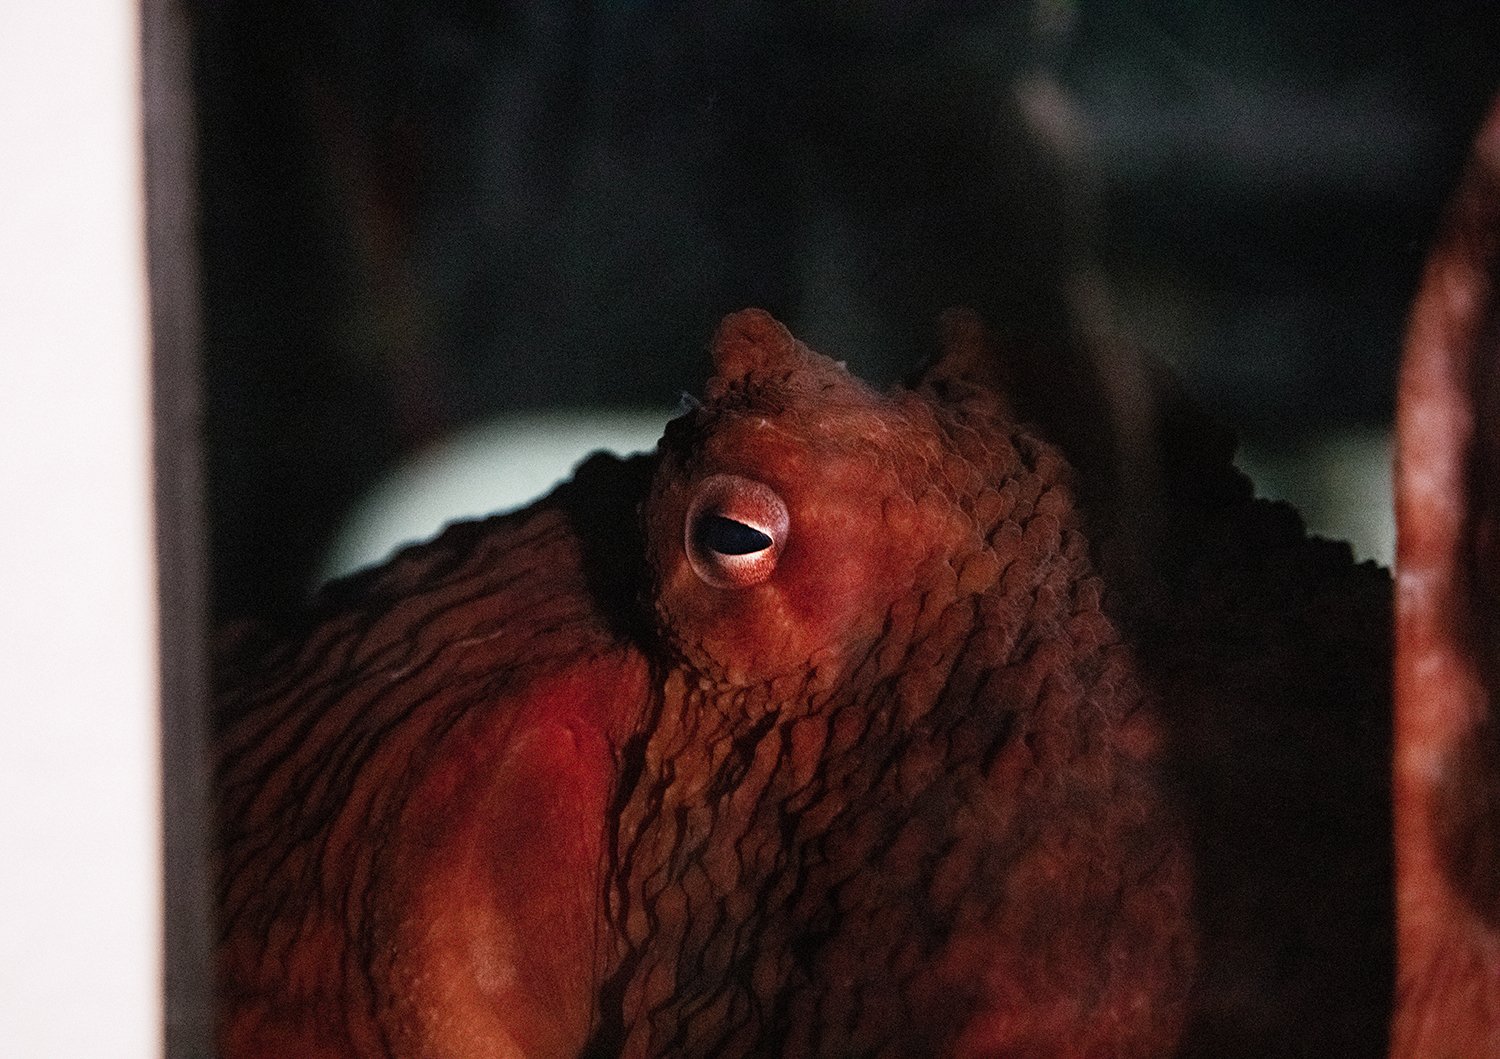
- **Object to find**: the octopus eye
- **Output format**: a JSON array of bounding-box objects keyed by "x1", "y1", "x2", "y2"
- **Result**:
[{"x1": 684, "y1": 474, "x2": 789, "y2": 588}]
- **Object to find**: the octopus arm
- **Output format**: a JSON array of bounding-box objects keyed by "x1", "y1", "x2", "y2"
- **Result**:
[{"x1": 1394, "y1": 96, "x2": 1500, "y2": 1057}]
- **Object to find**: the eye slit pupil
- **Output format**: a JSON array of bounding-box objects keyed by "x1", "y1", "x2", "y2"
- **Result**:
[{"x1": 696, "y1": 514, "x2": 773, "y2": 556}]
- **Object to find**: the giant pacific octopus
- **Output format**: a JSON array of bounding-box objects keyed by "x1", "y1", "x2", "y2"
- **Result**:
[{"x1": 215, "y1": 99, "x2": 1500, "y2": 1059}]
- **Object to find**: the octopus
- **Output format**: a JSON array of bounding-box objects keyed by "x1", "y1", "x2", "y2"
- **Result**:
[{"x1": 215, "y1": 99, "x2": 1500, "y2": 1059}]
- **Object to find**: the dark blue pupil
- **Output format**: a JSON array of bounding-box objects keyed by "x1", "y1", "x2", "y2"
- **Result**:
[{"x1": 696, "y1": 514, "x2": 772, "y2": 556}]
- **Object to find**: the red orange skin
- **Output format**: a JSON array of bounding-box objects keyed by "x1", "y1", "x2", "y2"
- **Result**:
[
  {"x1": 218, "y1": 307, "x2": 1396, "y2": 1057},
  {"x1": 1393, "y1": 98, "x2": 1500, "y2": 1059}
]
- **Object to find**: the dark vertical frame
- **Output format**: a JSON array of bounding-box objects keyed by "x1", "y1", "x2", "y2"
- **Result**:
[{"x1": 144, "y1": 0, "x2": 213, "y2": 1052}]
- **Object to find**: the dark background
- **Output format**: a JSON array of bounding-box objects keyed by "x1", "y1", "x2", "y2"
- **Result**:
[{"x1": 191, "y1": 0, "x2": 1500, "y2": 628}]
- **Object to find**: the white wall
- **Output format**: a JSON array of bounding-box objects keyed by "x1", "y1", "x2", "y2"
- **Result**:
[{"x1": 0, "y1": 0, "x2": 163, "y2": 1055}]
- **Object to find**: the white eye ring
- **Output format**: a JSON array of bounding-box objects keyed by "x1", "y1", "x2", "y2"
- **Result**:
[{"x1": 684, "y1": 474, "x2": 789, "y2": 589}]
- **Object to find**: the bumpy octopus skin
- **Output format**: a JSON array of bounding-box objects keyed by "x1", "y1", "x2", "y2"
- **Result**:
[
  {"x1": 217, "y1": 306, "x2": 1396, "y2": 1057},
  {"x1": 1393, "y1": 98, "x2": 1500, "y2": 1057}
]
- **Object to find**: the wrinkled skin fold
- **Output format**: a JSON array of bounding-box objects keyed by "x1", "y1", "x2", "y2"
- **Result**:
[{"x1": 217, "y1": 301, "x2": 1396, "y2": 1057}]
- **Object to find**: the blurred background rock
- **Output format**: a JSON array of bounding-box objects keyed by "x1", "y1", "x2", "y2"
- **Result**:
[{"x1": 192, "y1": 0, "x2": 1500, "y2": 627}]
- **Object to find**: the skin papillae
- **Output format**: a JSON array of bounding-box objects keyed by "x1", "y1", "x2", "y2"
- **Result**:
[
  {"x1": 217, "y1": 310, "x2": 1394, "y2": 1053},
  {"x1": 219, "y1": 301, "x2": 1392, "y2": 1050},
  {"x1": 1394, "y1": 97, "x2": 1500, "y2": 1057}
]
